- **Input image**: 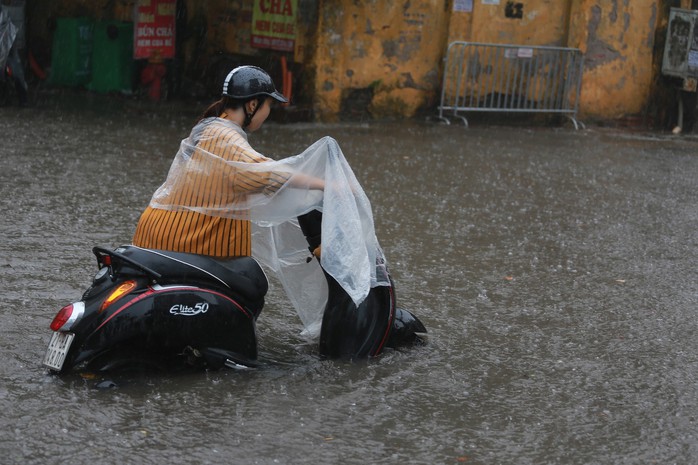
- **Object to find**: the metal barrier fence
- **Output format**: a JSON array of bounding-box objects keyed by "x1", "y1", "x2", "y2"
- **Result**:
[{"x1": 437, "y1": 42, "x2": 585, "y2": 129}]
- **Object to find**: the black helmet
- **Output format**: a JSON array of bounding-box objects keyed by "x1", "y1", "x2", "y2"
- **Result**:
[{"x1": 222, "y1": 65, "x2": 288, "y2": 103}]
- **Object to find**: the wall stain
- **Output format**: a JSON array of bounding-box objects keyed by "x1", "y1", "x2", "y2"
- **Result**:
[
  {"x1": 646, "y1": 4, "x2": 658, "y2": 47},
  {"x1": 586, "y1": 5, "x2": 623, "y2": 69},
  {"x1": 610, "y1": 0, "x2": 618, "y2": 23}
]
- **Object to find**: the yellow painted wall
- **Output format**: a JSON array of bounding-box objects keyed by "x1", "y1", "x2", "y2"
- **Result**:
[
  {"x1": 313, "y1": 0, "x2": 663, "y2": 121},
  {"x1": 444, "y1": 0, "x2": 662, "y2": 120},
  {"x1": 313, "y1": 0, "x2": 451, "y2": 120},
  {"x1": 567, "y1": 0, "x2": 660, "y2": 119},
  {"x1": 461, "y1": 0, "x2": 572, "y2": 46}
]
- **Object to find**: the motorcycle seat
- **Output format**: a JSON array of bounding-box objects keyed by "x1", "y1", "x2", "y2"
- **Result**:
[{"x1": 115, "y1": 246, "x2": 269, "y2": 306}]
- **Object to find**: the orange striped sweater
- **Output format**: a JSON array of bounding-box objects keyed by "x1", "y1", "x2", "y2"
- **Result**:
[{"x1": 133, "y1": 117, "x2": 286, "y2": 257}]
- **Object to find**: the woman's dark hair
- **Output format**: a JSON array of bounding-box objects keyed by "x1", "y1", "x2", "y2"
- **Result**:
[{"x1": 199, "y1": 95, "x2": 267, "y2": 123}]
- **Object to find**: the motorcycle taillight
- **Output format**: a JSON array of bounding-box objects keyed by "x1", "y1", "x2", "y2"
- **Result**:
[
  {"x1": 50, "y1": 305, "x2": 74, "y2": 331},
  {"x1": 99, "y1": 280, "x2": 137, "y2": 312},
  {"x1": 50, "y1": 302, "x2": 85, "y2": 331}
]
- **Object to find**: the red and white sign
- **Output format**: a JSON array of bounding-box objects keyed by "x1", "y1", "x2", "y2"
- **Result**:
[{"x1": 134, "y1": 0, "x2": 176, "y2": 60}]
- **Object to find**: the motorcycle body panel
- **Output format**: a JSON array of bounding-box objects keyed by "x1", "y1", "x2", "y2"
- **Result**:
[
  {"x1": 77, "y1": 285, "x2": 257, "y2": 369},
  {"x1": 45, "y1": 246, "x2": 264, "y2": 374}
]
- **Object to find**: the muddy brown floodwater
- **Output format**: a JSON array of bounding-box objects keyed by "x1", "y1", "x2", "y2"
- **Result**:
[{"x1": 1, "y1": 94, "x2": 698, "y2": 464}]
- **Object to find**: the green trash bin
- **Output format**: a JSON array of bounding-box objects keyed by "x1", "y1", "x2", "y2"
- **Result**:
[
  {"x1": 48, "y1": 18, "x2": 94, "y2": 87},
  {"x1": 87, "y1": 21, "x2": 134, "y2": 93}
]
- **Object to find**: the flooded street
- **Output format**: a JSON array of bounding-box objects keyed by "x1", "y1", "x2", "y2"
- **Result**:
[{"x1": 1, "y1": 95, "x2": 698, "y2": 464}]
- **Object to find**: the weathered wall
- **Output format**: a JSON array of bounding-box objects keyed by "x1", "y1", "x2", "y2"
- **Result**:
[
  {"x1": 313, "y1": 0, "x2": 451, "y2": 120},
  {"x1": 181, "y1": 0, "x2": 314, "y2": 61},
  {"x1": 445, "y1": 0, "x2": 662, "y2": 121},
  {"x1": 567, "y1": 0, "x2": 659, "y2": 119},
  {"x1": 448, "y1": 0, "x2": 572, "y2": 46},
  {"x1": 21, "y1": 0, "x2": 684, "y2": 123}
]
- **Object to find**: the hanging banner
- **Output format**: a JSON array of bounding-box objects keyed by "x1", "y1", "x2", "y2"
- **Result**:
[
  {"x1": 134, "y1": 0, "x2": 176, "y2": 60},
  {"x1": 251, "y1": 0, "x2": 298, "y2": 52}
]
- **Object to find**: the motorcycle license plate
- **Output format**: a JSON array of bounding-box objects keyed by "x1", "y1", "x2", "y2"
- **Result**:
[{"x1": 43, "y1": 331, "x2": 75, "y2": 371}]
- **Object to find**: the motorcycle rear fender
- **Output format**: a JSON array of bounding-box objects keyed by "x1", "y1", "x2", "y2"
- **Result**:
[{"x1": 69, "y1": 284, "x2": 258, "y2": 370}]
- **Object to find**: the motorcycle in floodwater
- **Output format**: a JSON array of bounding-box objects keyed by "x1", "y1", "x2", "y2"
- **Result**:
[{"x1": 43, "y1": 210, "x2": 426, "y2": 375}]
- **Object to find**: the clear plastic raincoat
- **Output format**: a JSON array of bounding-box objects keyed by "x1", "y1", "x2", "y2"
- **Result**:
[{"x1": 148, "y1": 118, "x2": 390, "y2": 337}]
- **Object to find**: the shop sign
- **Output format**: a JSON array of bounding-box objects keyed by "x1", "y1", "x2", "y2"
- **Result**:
[
  {"x1": 251, "y1": 0, "x2": 298, "y2": 52},
  {"x1": 134, "y1": 0, "x2": 176, "y2": 59}
]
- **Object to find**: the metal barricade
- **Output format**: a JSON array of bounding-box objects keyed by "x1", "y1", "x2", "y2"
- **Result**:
[{"x1": 437, "y1": 42, "x2": 585, "y2": 129}]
